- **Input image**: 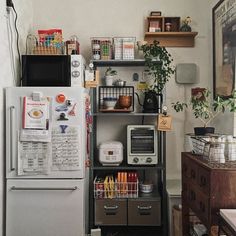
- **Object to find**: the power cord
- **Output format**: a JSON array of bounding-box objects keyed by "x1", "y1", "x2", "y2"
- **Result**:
[
  {"x1": 6, "y1": 6, "x2": 17, "y2": 86},
  {"x1": 6, "y1": 0, "x2": 22, "y2": 86},
  {"x1": 12, "y1": 4, "x2": 21, "y2": 77}
]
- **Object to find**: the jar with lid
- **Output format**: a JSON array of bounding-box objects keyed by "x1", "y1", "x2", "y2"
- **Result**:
[{"x1": 66, "y1": 35, "x2": 80, "y2": 55}]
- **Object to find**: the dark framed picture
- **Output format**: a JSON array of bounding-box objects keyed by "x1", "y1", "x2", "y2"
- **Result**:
[
  {"x1": 213, "y1": 0, "x2": 236, "y2": 98},
  {"x1": 150, "y1": 11, "x2": 161, "y2": 16}
]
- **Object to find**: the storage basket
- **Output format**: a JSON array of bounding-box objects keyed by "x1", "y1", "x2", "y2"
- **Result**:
[
  {"x1": 91, "y1": 37, "x2": 112, "y2": 60},
  {"x1": 188, "y1": 134, "x2": 236, "y2": 168},
  {"x1": 33, "y1": 46, "x2": 62, "y2": 55},
  {"x1": 98, "y1": 86, "x2": 134, "y2": 112},
  {"x1": 94, "y1": 176, "x2": 139, "y2": 199},
  {"x1": 188, "y1": 135, "x2": 210, "y2": 155},
  {"x1": 113, "y1": 37, "x2": 136, "y2": 60},
  {"x1": 32, "y1": 29, "x2": 64, "y2": 55}
]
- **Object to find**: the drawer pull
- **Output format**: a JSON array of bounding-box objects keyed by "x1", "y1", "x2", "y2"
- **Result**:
[
  {"x1": 104, "y1": 205, "x2": 118, "y2": 210},
  {"x1": 191, "y1": 170, "x2": 196, "y2": 179},
  {"x1": 189, "y1": 190, "x2": 196, "y2": 201},
  {"x1": 200, "y1": 176, "x2": 206, "y2": 186},
  {"x1": 137, "y1": 206, "x2": 152, "y2": 210},
  {"x1": 199, "y1": 201, "x2": 205, "y2": 212},
  {"x1": 183, "y1": 165, "x2": 187, "y2": 174}
]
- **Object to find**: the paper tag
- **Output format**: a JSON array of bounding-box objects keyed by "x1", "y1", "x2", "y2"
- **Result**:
[
  {"x1": 157, "y1": 114, "x2": 172, "y2": 131},
  {"x1": 137, "y1": 82, "x2": 148, "y2": 90}
]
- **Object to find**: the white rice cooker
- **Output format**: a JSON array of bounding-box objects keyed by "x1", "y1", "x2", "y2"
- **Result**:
[{"x1": 98, "y1": 141, "x2": 123, "y2": 166}]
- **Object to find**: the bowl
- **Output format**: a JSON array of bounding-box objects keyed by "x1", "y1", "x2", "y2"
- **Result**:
[
  {"x1": 103, "y1": 97, "x2": 117, "y2": 110},
  {"x1": 118, "y1": 95, "x2": 132, "y2": 109},
  {"x1": 139, "y1": 182, "x2": 153, "y2": 193}
]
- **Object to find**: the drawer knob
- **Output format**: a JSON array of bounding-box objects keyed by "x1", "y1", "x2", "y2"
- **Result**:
[
  {"x1": 191, "y1": 170, "x2": 196, "y2": 179},
  {"x1": 189, "y1": 190, "x2": 196, "y2": 201},
  {"x1": 199, "y1": 201, "x2": 205, "y2": 212},
  {"x1": 200, "y1": 176, "x2": 206, "y2": 186}
]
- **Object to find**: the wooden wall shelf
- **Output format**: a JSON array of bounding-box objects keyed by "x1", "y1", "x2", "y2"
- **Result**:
[{"x1": 144, "y1": 32, "x2": 198, "y2": 47}]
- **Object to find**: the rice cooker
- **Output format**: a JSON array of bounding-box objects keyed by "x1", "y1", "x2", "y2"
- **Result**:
[{"x1": 99, "y1": 141, "x2": 123, "y2": 166}]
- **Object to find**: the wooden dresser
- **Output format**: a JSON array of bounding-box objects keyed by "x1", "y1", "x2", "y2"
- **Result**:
[{"x1": 182, "y1": 152, "x2": 236, "y2": 235}]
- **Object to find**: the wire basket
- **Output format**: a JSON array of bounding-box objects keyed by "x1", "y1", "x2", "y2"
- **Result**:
[
  {"x1": 188, "y1": 135, "x2": 210, "y2": 155},
  {"x1": 94, "y1": 176, "x2": 139, "y2": 199},
  {"x1": 98, "y1": 86, "x2": 134, "y2": 112},
  {"x1": 91, "y1": 37, "x2": 112, "y2": 60},
  {"x1": 188, "y1": 135, "x2": 236, "y2": 168}
]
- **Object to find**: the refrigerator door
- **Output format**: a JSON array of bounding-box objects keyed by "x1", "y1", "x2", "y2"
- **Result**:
[
  {"x1": 6, "y1": 179, "x2": 85, "y2": 236},
  {"x1": 5, "y1": 87, "x2": 86, "y2": 179}
]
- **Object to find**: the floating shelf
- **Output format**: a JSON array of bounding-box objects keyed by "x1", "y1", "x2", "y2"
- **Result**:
[
  {"x1": 144, "y1": 32, "x2": 198, "y2": 47},
  {"x1": 91, "y1": 59, "x2": 146, "y2": 67}
]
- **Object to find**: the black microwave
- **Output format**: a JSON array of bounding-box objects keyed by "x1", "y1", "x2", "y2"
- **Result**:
[{"x1": 21, "y1": 55, "x2": 85, "y2": 87}]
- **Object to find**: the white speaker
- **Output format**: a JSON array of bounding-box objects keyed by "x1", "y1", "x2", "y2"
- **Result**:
[{"x1": 175, "y1": 63, "x2": 198, "y2": 84}]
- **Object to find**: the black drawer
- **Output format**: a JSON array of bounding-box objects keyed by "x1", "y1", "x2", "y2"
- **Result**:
[
  {"x1": 95, "y1": 199, "x2": 127, "y2": 226},
  {"x1": 128, "y1": 199, "x2": 161, "y2": 226}
]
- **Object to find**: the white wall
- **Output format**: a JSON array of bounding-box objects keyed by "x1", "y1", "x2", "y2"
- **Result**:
[
  {"x1": 0, "y1": 0, "x2": 222, "y2": 234},
  {"x1": 15, "y1": 0, "x2": 215, "y2": 178}
]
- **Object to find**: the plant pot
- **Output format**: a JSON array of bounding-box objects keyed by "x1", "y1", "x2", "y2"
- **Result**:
[
  {"x1": 105, "y1": 76, "x2": 114, "y2": 86},
  {"x1": 194, "y1": 127, "x2": 215, "y2": 136}
]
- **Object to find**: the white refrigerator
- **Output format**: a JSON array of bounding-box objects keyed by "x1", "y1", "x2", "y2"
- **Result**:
[{"x1": 5, "y1": 87, "x2": 89, "y2": 236}]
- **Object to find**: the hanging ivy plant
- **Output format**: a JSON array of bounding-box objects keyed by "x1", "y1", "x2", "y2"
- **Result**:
[{"x1": 141, "y1": 40, "x2": 175, "y2": 93}]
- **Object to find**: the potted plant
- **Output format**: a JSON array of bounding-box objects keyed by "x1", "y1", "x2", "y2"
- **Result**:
[
  {"x1": 104, "y1": 67, "x2": 117, "y2": 86},
  {"x1": 138, "y1": 40, "x2": 175, "y2": 113},
  {"x1": 172, "y1": 87, "x2": 236, "y2": 135}
]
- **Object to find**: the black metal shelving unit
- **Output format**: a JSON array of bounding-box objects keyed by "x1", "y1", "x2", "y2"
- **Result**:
[{"x1": 89, "y1": 60, "x2": 167, "y2": 236}]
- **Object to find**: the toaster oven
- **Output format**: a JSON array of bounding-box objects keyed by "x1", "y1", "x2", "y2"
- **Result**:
[{"x1": 127, "y1": 125, "x2": 157, "y2": 165}]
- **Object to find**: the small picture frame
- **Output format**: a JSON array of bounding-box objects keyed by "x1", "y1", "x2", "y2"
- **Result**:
[{"x1": 150, "y1": 11, "x2": 162, "y2": 16}]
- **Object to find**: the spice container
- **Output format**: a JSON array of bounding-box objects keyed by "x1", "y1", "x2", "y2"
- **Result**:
[{"x1": 66, "y1": 35, "x2": 80, "y2": 55}]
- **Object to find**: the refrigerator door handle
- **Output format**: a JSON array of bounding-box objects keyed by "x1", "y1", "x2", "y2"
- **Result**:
[
  {"x1": 10, "y1": 106, "x2": 16, "y2": 171},
  {"x1": 10, "y1": 186, "x2": 78, "y2": 191}
]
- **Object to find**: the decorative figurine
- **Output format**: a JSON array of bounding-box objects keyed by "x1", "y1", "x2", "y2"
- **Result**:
[{"x1": 180, "y1": 16, "x2": 192, "y2": 32}]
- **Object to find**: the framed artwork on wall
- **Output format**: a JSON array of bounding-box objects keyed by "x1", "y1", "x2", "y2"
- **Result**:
[{"x1": 213, "y1": 0, "x2": 236, "y2": 98}]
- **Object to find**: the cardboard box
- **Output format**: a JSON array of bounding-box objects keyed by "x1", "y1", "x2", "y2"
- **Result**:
[{"x1": 172, "y1": 205, "x2": 182, "y2": 236}]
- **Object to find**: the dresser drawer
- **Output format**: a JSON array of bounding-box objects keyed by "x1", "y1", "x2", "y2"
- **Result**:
[
  {"x1": 95, "y1": 199, "x2": 127, "y2": 225},
  {"x1": 128, "y1": 199, "x2": 161, "y2": 226},
  {"x1": 198, "y1": 166, "x2": 210, "y2": 195},
  {"x1": 182, "y1": 157, "x2": 189, "y2": 178},
  {"x1": 196, "y1": 191, "x2": 210, "y2": 223},
  {"x1": 189, "y1": 160, "x2": 198, "y2": 184},
  {"x1": 187, "y1": 186, "x2": 198, "y2": 213}
]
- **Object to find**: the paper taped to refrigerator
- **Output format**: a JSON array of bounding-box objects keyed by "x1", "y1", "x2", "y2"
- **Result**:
[
  {"x1": 22, "y1": 96, "x2": 50, "y2": 130},
  {"x1": 20, "y1": 129, "x2": 51, "y2": 142},
  {"x1": 18, "y1": 141, "x2": 51, "y2": 175},
  {"x1": 52, "y1": 125, "x2": 81, "y2": 170}
]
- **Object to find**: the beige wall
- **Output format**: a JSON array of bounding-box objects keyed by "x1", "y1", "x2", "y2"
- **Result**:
[{"x1": 31, "y1": 0, "x2": 214, "y2": 179}]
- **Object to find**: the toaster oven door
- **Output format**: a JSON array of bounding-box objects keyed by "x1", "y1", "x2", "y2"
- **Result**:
[
  {"x1": 130, "y1": 128, "x2": 155, "y2": 154},
  {"x1": 127, "y1": 126, "x2": 158, "y2": 165}
]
